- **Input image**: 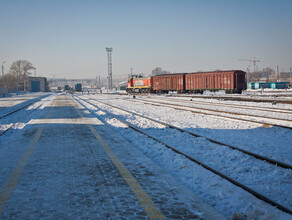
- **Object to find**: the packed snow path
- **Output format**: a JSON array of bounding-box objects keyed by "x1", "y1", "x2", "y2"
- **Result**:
[{"x1": 0, "y1": 93, "x2": 224, "y2": 219}]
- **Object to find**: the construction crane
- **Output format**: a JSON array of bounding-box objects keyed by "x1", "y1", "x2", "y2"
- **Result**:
[{"x1": 238, "y1": 57, "x2": 260, "y2": 73}]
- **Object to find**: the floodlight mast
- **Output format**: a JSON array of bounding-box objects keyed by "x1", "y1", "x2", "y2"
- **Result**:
[{"x1": 106, "y1": 47, "x2": 113, "y2": 90}]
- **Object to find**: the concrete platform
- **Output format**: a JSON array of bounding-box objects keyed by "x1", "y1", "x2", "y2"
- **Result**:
[{"x1": 0, "y1": 94, "x2": 226, "y2": 219}]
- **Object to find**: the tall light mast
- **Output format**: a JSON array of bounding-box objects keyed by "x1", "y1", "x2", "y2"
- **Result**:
[{"x1": 106, "y1": 47, "x2": 113, "y2": 90}]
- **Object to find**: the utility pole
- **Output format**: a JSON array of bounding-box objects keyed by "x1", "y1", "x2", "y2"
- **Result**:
[
  {"x1": 290, "y1": 67, "x2": 292, "y2": 84},
  {"x1": 17, "y1": 70, "x2": 19, "y2": 95},
  {"x1": 2, "y1": 61, "x2": 5, "y2": 97},
  {"x1": 24, "y1": 71, "x2": 26, "y2": 93},
  {"x1": 106, "y1": 47, "x2": 113, "y2": 90},
  {"x1": 277, "y1": 66, "x2": 279, "y2": 82}
]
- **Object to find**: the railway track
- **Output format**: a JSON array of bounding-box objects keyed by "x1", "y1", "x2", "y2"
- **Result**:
[
  {"x1": 73, "y1": 95, "x2": 292, "y2": 215},
  {"x1": 0, "y1": 95, "x2": 49, "y2": 119},
  {"x1": 0, "y1": 95, "x2": 50, "y2": 136},
  {"x1": 108, "y1": 92, "x2": 292, "y2": 104},
  {"x1": 77, "y1": 96, "x2": 292, "y2": 169},
  {"x1": 151, "y1": 96, "x2": 292, "y2": 114},
  {"x1": 168, "y1": 94, "x2": 292, "y2": 104},
  {"x1": 126, "y1": 98, "x2": 292, "y2": 129}
]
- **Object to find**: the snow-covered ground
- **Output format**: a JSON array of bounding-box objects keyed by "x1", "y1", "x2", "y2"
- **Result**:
[
  {"x1": 0, "y1": 92, "x2": 52, "y2": 115},
  {"x1": 0, "y1": 93, "x2": 56, "y2": 132},
  {"x1": 142, "y1": 97, "x2": 291, "y2": 121},
  {"x1": 73, "y1": 93, "x2": 292, "y2": 219},
  {"x1": 80, "y1": 94, "x2": 292, "y2": 164},
  {"x1": 1, "y1": 92, "x2": 291, "y2": 219}
]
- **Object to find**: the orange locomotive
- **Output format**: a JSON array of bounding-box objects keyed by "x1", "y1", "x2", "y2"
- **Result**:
[{"x1": 126, "y1": 75, "x2": 152, "y2": 93}]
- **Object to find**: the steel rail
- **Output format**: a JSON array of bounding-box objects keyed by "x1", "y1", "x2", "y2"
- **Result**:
[
  {"x1": 151, "y1": 96, "x2": 292, "y2": 114},
  {"x1": 167, "y1": 94, "x2": 292, "y2": 105},
  {"x1": 80, "y1": 97, "x2": 292, "y2": 169},
  {"x1": 134, "y1": 99, "x2": 292, "y2": 123},
  {"x1": 0, "y1": 96, "x2": 49, "y2": 136},
  {"x1": 73, "y1": 95, "x2": 292, "y2": 215},
  {"x1": 108, "y1": 92, "x2": 292, "y2": 104},
  {"x1": 0, "y1": 95, "x2": 49, "y2": 119},
  {"x1": 127, "y1": 98, "x2": 292, "y2": 130}
]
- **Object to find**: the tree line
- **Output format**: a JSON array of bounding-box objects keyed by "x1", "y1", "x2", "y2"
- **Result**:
[
  {"x1": 1, "y1": 60, "x2": 35, "y2": 91},
  {"x1": 248, "y1": 67, "x2": 292, "y2": 83}
]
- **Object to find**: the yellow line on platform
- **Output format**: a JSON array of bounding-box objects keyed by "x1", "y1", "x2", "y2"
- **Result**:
[
  {"x1": 74, "y1": 103, "x2": 165, "y2": 219},
  {"x1": 0, "y1": 110, "x2": 51, "y2": 215}
]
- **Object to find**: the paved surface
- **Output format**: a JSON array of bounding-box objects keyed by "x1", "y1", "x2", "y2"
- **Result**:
[{"x1": 0, "y1": 94, "x2": 225, "y2": 219}]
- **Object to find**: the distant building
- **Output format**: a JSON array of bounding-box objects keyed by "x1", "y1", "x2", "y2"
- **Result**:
[
  {"x1": 28, "y1": 77, "x2": 49, "y2": 92},
  {"x1": 248, "y1": 82, "x2": 289, "y2": 89},
  {"x1": 116, "y1": 81, "x2": 127, "y2": 90}
]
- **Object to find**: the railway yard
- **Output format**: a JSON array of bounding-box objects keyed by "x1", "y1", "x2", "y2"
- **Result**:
[{"x1": 0, "y1": 91, "x2": 291, "y2": 219}]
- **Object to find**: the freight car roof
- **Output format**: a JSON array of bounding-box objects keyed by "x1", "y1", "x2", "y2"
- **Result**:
[
  {"x1": 188, "y1": 70, "x2": 245, "y2": 74},
  {"x1": 152, "y1": 73, "x2": 187, "y2": 77},
  {"x1": 154, "y1": 70, "x2": 245, "y2": 77}
]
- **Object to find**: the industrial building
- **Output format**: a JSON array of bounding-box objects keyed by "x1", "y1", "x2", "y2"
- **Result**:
[
  {"x1": 248, "y1": 82, "x2": 290, "y2": 89},
  {"x1": 28, "y1": 77, "x2": 49, "y2": 92}
]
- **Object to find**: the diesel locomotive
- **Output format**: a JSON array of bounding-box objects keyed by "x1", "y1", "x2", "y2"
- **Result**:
[{"x1": 127, "y1": 70, "x2": 247, "y2": 94}]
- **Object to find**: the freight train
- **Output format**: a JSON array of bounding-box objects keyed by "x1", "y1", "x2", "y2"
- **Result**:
[{"x1": 126, "y1": 70, "x2": 247, "y2": 94}]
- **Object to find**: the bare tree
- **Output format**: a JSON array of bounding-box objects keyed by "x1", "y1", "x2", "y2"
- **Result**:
[
  {"x1": 262, "y1": 67, "x2": 275, "y2": 82},
  {"x1": 8, "y1": 60, "x2": 34, "y2": 91},
  {"x1": 248, "y1": 67, "x2": 276, "y2": 83},
  {"x1": 151, "y1": 67, "x2": 170, "y2": 76},
  {"x1": 10, "y1": 60, "x2": 34, "y2": 76}
]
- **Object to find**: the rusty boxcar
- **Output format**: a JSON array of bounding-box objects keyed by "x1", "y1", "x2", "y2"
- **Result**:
[
  {"x1": 185, "y1": 70, "x2": 246, "y2": 94},
  {"x1": 152, "y1": 74, "x2": 185, "y2": 94}
]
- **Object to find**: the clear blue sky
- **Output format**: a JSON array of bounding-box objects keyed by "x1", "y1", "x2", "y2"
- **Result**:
[{"x1": 0, "y1": 0, "x2": 291, "y2": 79}]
